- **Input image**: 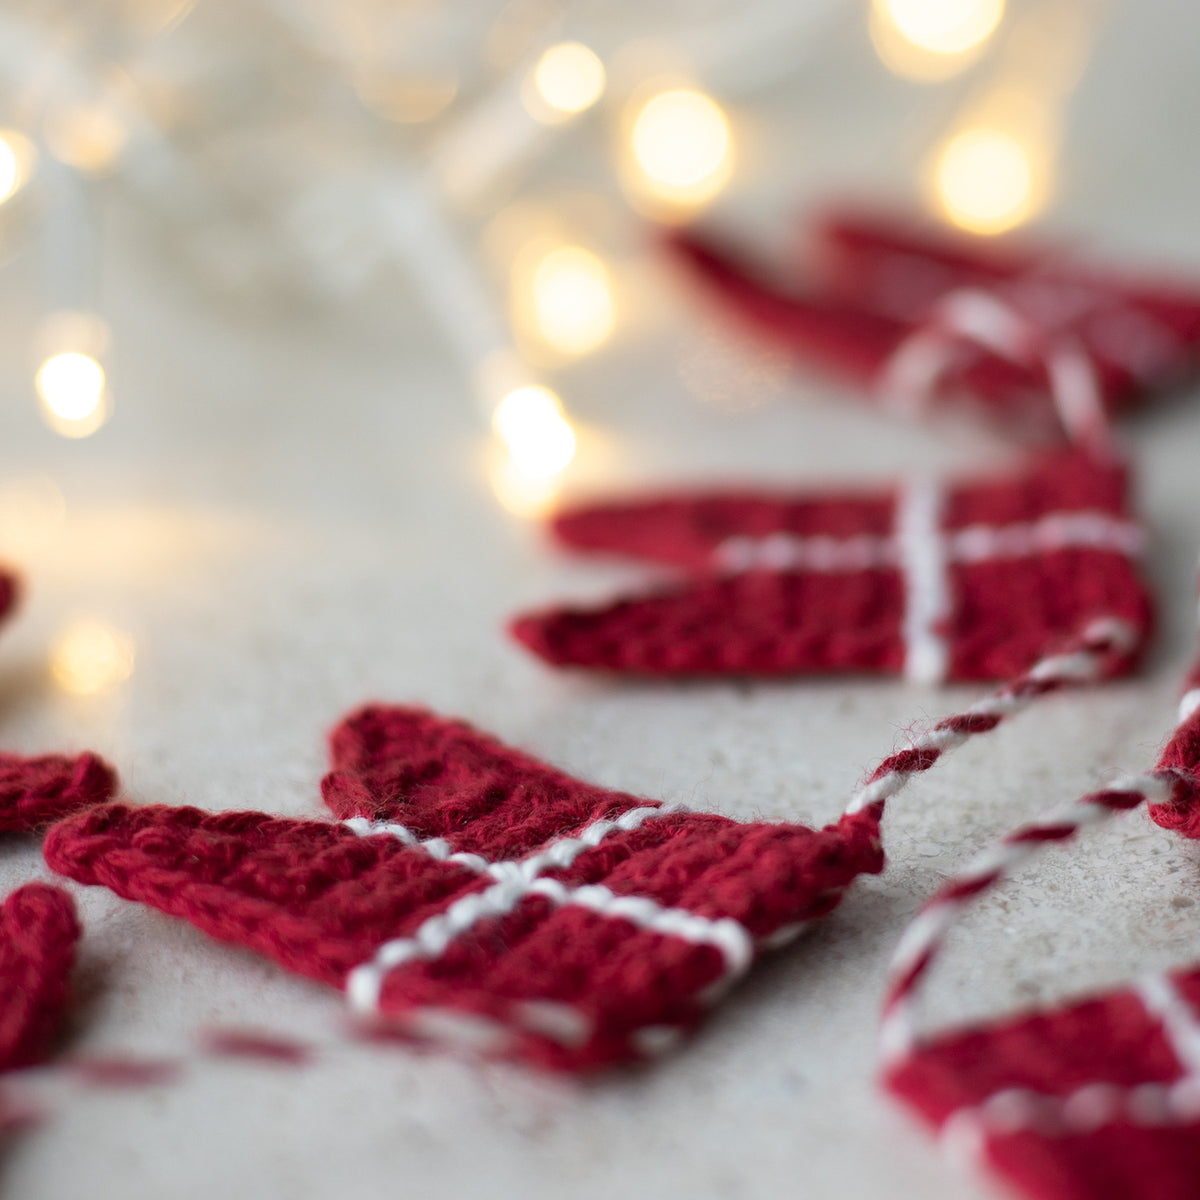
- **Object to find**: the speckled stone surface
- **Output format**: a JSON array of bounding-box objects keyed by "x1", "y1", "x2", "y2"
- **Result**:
[{"x1": 3, "y1": 6, "x2": 1200, "y2": 1197}]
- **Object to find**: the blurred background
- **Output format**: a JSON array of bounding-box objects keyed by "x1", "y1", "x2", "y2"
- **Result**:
[
  {"x1": 3, "y1": 0, "x2": 1198, "y2": 541},
  {"x1": 5, "y1": 7, "x2": 1200, "y2": 1198}
]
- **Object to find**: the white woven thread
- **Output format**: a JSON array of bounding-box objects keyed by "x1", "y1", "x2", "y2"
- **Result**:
[
  {"x1": 714, "y1": 510, "x2": 1142, "y2": 575},
  {"x1": 1136, "y1": 973, "x2": 1200, "y2": 1078},
  {"x1": 343, "y1": 802, "x2": 758, "y2": 1020},
  {"x1": 896, "y1": 478, "x2": 950, "y2": 684}
]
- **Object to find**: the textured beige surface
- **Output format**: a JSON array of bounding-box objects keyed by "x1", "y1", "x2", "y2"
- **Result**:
[{"x1": 3, "y1": 6, "x2": 1200, "y2": 1197}]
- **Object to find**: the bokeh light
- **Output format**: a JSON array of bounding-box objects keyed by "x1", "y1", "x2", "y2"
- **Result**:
[
  {"x1": 36, "y1": 352, "x2": 110, "y2": 438},
  {"x1": 626, "y1": 88, "x2": 733, "y2": 213},
  {"x1": 871, "y1": 0, "x2": 1004, "y2": 81},
  {"x1": 45, "y1": 104, "x2": 129, "y2": 174},
  {"x1": 0, "y1": 130, "x2": 36, "y2": 204},
  {"x1": 932, "y1": 127, "x2": 1042, "y2": 235},
  {"x1": 50, "y1": 618, "x2": 136, "y2": 696},
  {"x1": 882, "y1": 0, "x2": 1003, "y2": 55},
  {"x1": 492, "y1": 385, "x2": 577, "y2": 477},
  {"x1": 528, "y1": 42, "x2": 606, "y2": 122},
  {"x1": 488, "y1": 450, "x2": 563, "y2": 517},
  {"x1": 525, "y1": 245, "x2": 615, "y2": 356}
]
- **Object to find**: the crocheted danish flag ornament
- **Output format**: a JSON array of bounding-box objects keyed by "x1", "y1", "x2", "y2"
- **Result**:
[
  {"x1": 43, "y1": 640, "x2": 1151, "y2": 1075},
  {"x1": 882, "y1": 637, "x2": 1200, "y2": 1200},
  {"x1": 511, "y1": 448, "x2": 1152, "y2": 682},
  {"x1": 668, "y1": 210, "x2": 1200, "y2": 440},
  {"x1": 43, "y1": 705, "x2": 883, "y2": 1070}
]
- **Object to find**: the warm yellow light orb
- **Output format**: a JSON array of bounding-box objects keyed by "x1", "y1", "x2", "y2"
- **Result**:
[
  {"x1": 934, "y1": 128, "x2": 1039, "y2": 235},
  {"x1": 45, "y1": 104, "x2": 128, "y2": 174},
  {"x1": 50, "y1": 619, "x2": 136, "y2": 696},
  {"x1": 36, "y1": 353, "x2": 110, "y2": 438},
  {"x1": 530, "y1": 246, "x2": 615, "y2": 355},
  {"x1": 492, "y1": 386, "x2": 577, "y2": 478},
  {"x1": 0, "y1": 138, "x2": 18, "y2": 204},
  {"x1": 36, "y1": 353, "x2": 105, "y2": 420},
  {"x1": 0, "y1": 130, "x2": 35, "y2": 203},
  {"x1": 880, "y1": 0, "x2": 1004, "y2": 55},
  {"x1": 488, "y1": 452, "x2": 563, "y2": 518},
  {"x1": 530, "y1": 42, "x2": 606, "y2": 120},
  {"x1": 629, "y1": 89, "x2": 732, "y2": 209}
]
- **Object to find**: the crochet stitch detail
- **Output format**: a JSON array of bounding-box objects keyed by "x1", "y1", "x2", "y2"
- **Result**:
[
  {"x1": 511, "y1": 449, "x2": 1153, "y2": 681},
  {"x1": 0, "y1": 884, "x2": 81, "y2": 1072},
  {"x1": 44, "y1": 705, "x2": 883, "y2": 1071},
  {"x1": 0, "y1": 752, "x2": 118, "y2": 832}
]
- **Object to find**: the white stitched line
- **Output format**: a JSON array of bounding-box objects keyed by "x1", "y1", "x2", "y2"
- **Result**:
[
  {"x1": 527, "y1": 879, "x2": 754, "y2": 978},
  {"x1": 715, "y1": 531, "x2": 892, "y2": 573},
  {"x1": 1180, "y1": 689, "x2": 1200, "y2": 724},
  {"x1": 342, "y1": 804, "x2": 679, "y2": 873},
  {"x1": 511, "y1": 804, "x2": 683, "y2": 875},
  {"x1": 937, "y1": 1074, "x2": 1200, "y2": 1143},
  {"x1": 714, "y1": 511, "x2": 1142, "y2": 575},
  {"x1": 341, "y1": 816, "x2": 455, "y2": 860},
  {"x1": 347, "y1": 871, "x2": 754, "y2": 1017},
  {"x1": 1136, "y1": 973, "x2": 1200, "y2": 1078},
  {"x1": 946, "y1": 513, "x2": 1143, "y2": 561},
  {"x1": 343, "y1": 802, "x2": 758, "y2": 1020},
  {"x1": 897, "y1": 478, "x2": 950, "y2": 684}
]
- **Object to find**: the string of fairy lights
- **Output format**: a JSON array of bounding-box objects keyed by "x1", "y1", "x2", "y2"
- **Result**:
[{"x1": 0, "y1": 0, "x2": 1099, "y2": 697}]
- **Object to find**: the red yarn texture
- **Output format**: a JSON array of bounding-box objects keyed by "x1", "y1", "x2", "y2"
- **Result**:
[
  {"x1": 43, "y1": 705, "x2": 883, "y2": 1071},
  {"x1": 0, "y1": 884, "x2": 81, "y2": 1071},
  {"x1": 886, "y1": 703, "x2": 1200, "y2": 1200},
  {"x1": 667, "y1": 210, "x2": 1200, "y2": 433},
  {"x1": 511, "y1": 449, "x2": 1153, "y2": 680},
  {"x1": 0, "y1": 568, "x2": 16, "y2": 628},
  {"x1": 887, "y1": 978, "x2": 1200, "y2": 1200},
  {"x1": 0, "y1": 752, "x2": 117, "y2": 832},
  {"x1": 1146, "y1": 650, "x2": 1200, "y2": 838}
]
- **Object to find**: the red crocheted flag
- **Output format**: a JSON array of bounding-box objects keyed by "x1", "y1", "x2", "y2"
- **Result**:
[
  {"x1": 511, "y1": 449, "x2": 1153, "y2": 681},
  {"x1": 884, "y1": 689, "x2": 1200, "y2": 1200},
  {"x1": 0, "y1": 752, "x2": 117, "y2": 832},
  {"x1": 669, "y1": 211, "x2": 1200, "y2": 435},
  {"x1": 0, "y1": 884, "x2": 81, "y2": 1072},
  {"x1": 887, "y1": 967, "x2": 1200, "y2": 1200},
  {"x1": 43, "y1": 705, "x2": 882, "y2": 1071}
]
